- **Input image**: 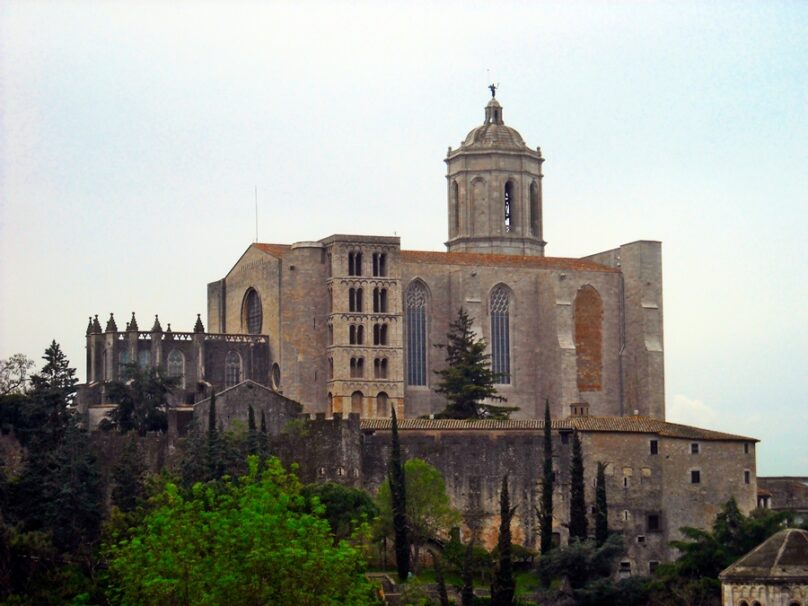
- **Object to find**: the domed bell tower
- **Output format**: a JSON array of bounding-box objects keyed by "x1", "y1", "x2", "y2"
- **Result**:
[{"x1": 445, "y1": 88, "x2": 546, "y2": 256}]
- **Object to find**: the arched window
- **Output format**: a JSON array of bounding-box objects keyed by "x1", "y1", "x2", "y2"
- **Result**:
[
  {"x1": 529, "y1": 181, "x2": 539, "y2": 236},
  {"x1": 327, "y1": 323, "x2": 333, "y2": 345},
  {"x1": 490, "y1": 285, "x2": 511, "y2": 384},
  {"x1": 406, "y1": 281, "x2": 428, "y2": 385},
  {"x1": 118, "y1": 349, "x2": 130, "y2": 375},
  {"x1": 372, "y1": 252, "x2": 387, "y2": 277},
  {"x1": 349, "y1": 324, "x2": 364, "y2": 345},
  {"x1": 328, "y1": 357, "x2": 333, "y2": 379},
  {"x1": 348, "y1": 251, "x2": 362, "y2": 276},
  {"x1": 350, "y1": 357, "x2": 364, "y2": 378},
  {"x1": 225, "y1": 351, "x2": 242, "y2": 387},
  {"x1": 138, "y1": 349, "x2": 151, "y2": 369},
  {"x1": 574, "y1": 285, "x2": 603, "y2": 391},
  {"x1": 349, "y1": 288, "x2": 363, "y2": 312},
  {"x1": 452, "y1": 181, "x2": 460, "y2": 233},
  {"x1": 374, "y1": 358, "x2": 388, "y2": 379},
  {"x1": 271, "y1": 363, "x2": 281, "y2": 390},
  {"x1": 351, "y1": 391, "x2": 363, "y2": 415},
  {"x1": 244, "y1": 288, "x2": 262, "y2": 334},
  {"x1": 373, "y1": 287, "x2": 388, "y2": 313},
  {"x1": 504, "y1": 181, "x2": 514, "y2": 232},
  {"x1": 167, "y1": 349, "x2": 185, "y2": 387},
  {"x1": 327, "y1": 392, "x2": 333, "y2": 416},
  {"x1": 739, "y1": 602, "x2": 749, "y2": 606},
  {"x1": 373, "y1": 323, "x2": 388, "y2": 345},
  {"x1": 376, "y1": 392, "x2": 389, "y2": 417}
]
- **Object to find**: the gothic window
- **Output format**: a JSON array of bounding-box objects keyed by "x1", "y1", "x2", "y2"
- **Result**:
[
  {"x1": 373, "y1": 287, "x2": 388, "y2": 313},
  {"x1": 349, "y1": 324, "x2": 364, "y2": 345},
  {"x1": 529, "y1": 181, "x2": 539, "y2": 236},
  {"x1": 271, "y1": 363, "x2": 281, "y2": 390},
  {"x1": 504, "y1": 181, "x2": 514, "y2": 232},
  {"x1": 372, "y1": 252, "x2": 387, "y2": 277},
  {"x1": 349, "y1": 288, "x2": 363, "y2": 312},
  {"x1": 225, "y1": 350, "x2": 242, "y2": 387},
  {"x1": 138, "y1": 349, "x2": 151, "y2": 369},
  {"x1": 327, "y1": 392, "x2": 333, "y2": 415},
  {"x1": 490, "y1": 285, "x2": 511, "y2": 384},
  {"x1": 406, "y1": 281, "x2": 428, "y2": 385},
  {"x1": 574, "y1": 285, "x2": 603, "y2": 391},
  {"x1": 351, "y1": 391, "x2": 363, "y2": 414},
  {"x1": 374, "y1": 358, "x2": 388, "y2": 379},
  {"x1": 328, "y1": 357, "x2": 333, "y2": 379},
  {"x1": 348, "y1": 251, "x2": 362, "y2": 276},
  {"x1": 244, "y1": 288, "x2": 262, "y2": 334},
  {"x1": 373, "y1": 323, "x2": 388, "y2": 345},
  {"x1": 376, "y1": 392, "x2": 389, "y2": 417},
  {"x1": 350, "y1": 357, "x2": 364, "y2": 378},
  {"x1": 118, "y1": 349, "x2": 130, "y2": 375},
  {"x1": 167, "y1": 349, "x2": 185, "y2": 387},
  {"x1": 452, "y1": 180, "x2": 460, "y2": 233}
]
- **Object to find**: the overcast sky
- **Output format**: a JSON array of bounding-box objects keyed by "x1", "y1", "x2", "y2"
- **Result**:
[{"x1": 1, "y1": 1, "x2": 806, "y2": 475}]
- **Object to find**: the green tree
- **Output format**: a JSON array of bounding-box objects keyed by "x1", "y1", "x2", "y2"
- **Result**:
[
  {"x1": 594, "y1": 461, "x2": 609, "y2": 546},
  {"x1": 206, "y1": 390, "x2": 225, "y2": 480},
  {"x1": 388, "y1": 405, "x2": 409, "y2": 581},
  {"x1": 568, "y1": 430, "x2": 587, "y2": 542},
  {"x1": 378, "y1": 458, "x2": 461, "y2": 573},
  {"x1": 111, "y1": 434, "x2": 147, "y2": 513},
  {"x1": 247, "y1": 404, "x2": 259, "y2": 455},
  {"x1": 0, "y1": 353, "x2": 34, "y2": 396},
  {"x1": 433, "y1": 308, "x2": 517, "y2": 419},
  {"x1": 460, "y1": 539, "x2": 476, "y2": 606},
  {"x1": 258, "y1": 409, "x2": 270, "y2": 459},
  {"x1": 106, "y1": 457, "x2": 378, "y2": 606},
  {"x1": 491, "y1": 475, "x2": 516, "y2": 606},
  {"x1": 106, "y1": 364, "x2": 177, "y2": 435},
  {"x1": 539, "y1": 400, "x2": 554, "y2": 554},
  {"x1": 537, "y1": 533, "x2": 625, "y2": 592},
  {"x1": 301, "y1": 482, "x2": 379, "y2": 542},
  {"x1": 29, "y1": 341, "x2": 78, "y2": 405}
]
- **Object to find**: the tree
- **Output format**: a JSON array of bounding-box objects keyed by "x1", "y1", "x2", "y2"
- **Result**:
[
  {"x1": 258, "y1": 409, "x2": 270, "y2": 459},
  {"x1": 568, "y1": 430, "x2": 587, "y2": 542},
  {"x1": 301, "y1": 482, "x2": 379, "y2": 543},
  {"x1": 247, "y1": 404, "x2": 259, "y2": 456},
  {"x1": 0, "y1": 353, "x2": 34, "y2": 396},
  {"x1": 29, "y1": 341, "x2": 77, "y2": 405},
  {"x1": 378, "y1": 458, "x2": 461, "y2": 574},
  {"x1": 207, "y1": 390, "x2": 224, "y2": 480},
  {"x1": 594, "y1": 461, "x2": 609, "y2": 546},
  {"x1": 111, "y1": 434, "x2": 148, "y2": 513},
  {"x1": 539, "y1": 400, "x2": 554, "y2": 554},
  {"x1": 387, "y1": 405, "x2": 409, "y2": 580},
  {"x1": 106, "y1": 364, "x2": 177, "y2": 435},
  {"x1": 461, "y1": 538, "x2": 476, "y2": 606},
  {"x1": 106, "y1": 457, "x2": 378, "y2": 606},
  {"x1": 491, "y1": 475, "x2": 516, "y2": 606},
  {"x1": 433, "y1": 308, "x2": 517, "y2": 419}
]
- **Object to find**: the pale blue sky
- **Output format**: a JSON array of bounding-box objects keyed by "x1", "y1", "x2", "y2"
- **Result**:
[{"x1": 1, "y1": 1, "x2": 806, "y2": 474}]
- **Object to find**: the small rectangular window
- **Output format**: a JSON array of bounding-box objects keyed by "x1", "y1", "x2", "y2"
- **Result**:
[
  {"x1": 650, "y1": 439, "x2": 658, "y2": 455},
  {"x1": 691, "y1": 470, "x2": 701, "y2": 484},
  {"x1": 744, "y1": 442, "x2": 750, "y2": 454},
  {"x1": 647, "y1": 514, "x2": 660, "y2": 532},
  {"x1": 561, "y1": 432, "x2": 570, "y2": 445},
  {"x1": 636, "y1": 535, "x2": 646, "y2": 544},
  {"x1": 618, "y1": 561, "x2": 631, "y2": 578},
  {"x1": 649, "y1": 561, "x2": 659, "y2": 574},
  {"x1": 691, "y1": 443, "x2": 700, "y2": 455},
  {"x1": 744, "y1": 470, "x2": 751, "y2": 484}
]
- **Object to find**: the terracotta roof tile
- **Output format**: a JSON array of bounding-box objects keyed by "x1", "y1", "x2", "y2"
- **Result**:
[
  {"x1": 400, "y1": 250, "x2": 618, "y2": 273},
  {"x1": 359, "y1": 415, "x2": 756, "y2": 442},
  {"x1": 254, "y1": 243, "x2": 290, "y2": 258}
]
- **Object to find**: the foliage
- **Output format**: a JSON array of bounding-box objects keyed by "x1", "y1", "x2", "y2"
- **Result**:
[
  {"x1": 388, "y1": 405, "x2": 410, "y2": 581},
  {"x1": 647, "y1": 498, "x2": 791, "y2": 606},
  {"x1": 539, "y1": 400, "x2": 554, "y2": 554},
  {"x1": 302, "y1": 482, "x2": 379, "y2": 542},
  {"x1": 106, "y1": 456, "x2": 379, "y2": 606},
  {"x1": 0, "y1": 354, "x2": 34, "y2": 396},
  {"x1": 594, "y1": 461, "x2": 608, "y2": 546},
  {"x1": 105, "y1": 363, "x2": 177, "y2": 435},
  {"x1": 568, "y1": 430, "x2": 587, "y2": 542},
  {"x1": 536, "y1": 534, "x2": 627, "y2": 596},
  {"x1": 491, "y1": 475, "x2": 517, "y2": 606},
  {"x1": 433, "y1": 308, "x2": 517, "y2": 419},
  {"x1": 378, "y1": 458, "x2": 461, "y2": 570},
  {"x1": 29, "y1": 341, "x2": 78, "y2": 405},
  {"x1": 111, "y1": 434, "x2": 147, "y2": 512},
  {"x1": 461, "y1": 538, "x2": 477, "y2": 606}
]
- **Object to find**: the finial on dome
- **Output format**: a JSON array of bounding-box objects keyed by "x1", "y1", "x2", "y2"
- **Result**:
[
  {"x1": 193, "y1": 313, "x2": 205, "y2": 333},
  {"x1": 151, "y1": 314, "x2": 163, "y2": 332},
  {"x1": 489, "y1": 83, "x2": 498, "y2": 98},
  {"x1": 128, "y1": 312, "x2": 139, "y2": 332},
  {"x1": 105, "y1": 313, "x2": 118, "y2": 333}
]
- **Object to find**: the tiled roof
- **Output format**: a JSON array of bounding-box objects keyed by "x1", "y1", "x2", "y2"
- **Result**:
[
  {"x1": 254, "y1": 243, "x2": 291, "y2": 258},
  {"x1": 720, "y1": 528, "x2": 808, "y2": 580},
  {"x1": 401, "y1": 250, "x2": 618, "y2": 273},
  {"x1": 359, "y1": 415, "x2": 756, "y2": 442}
]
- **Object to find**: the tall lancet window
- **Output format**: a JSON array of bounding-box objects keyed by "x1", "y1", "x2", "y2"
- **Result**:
[
  {"x1": 529, "y1": 181, "x2": 539, "y2": 236},
  {"x1": 405, "y1": 281, "x2": 428, "y2": 386},
  {"x1": 490, "y1": 285, "x2": 511, "y2": 384},
  {"x1": 225, "y1": 350, "x2": 242, "y2": 387},
  {"x1": 452, "y1": 181, "x2": 460, "y2": 234},
  {"x1": 504, "y1": 181, "x2": 514, "y2": 232},
  {"x1": 167, "y1": 350, "x2": 185, "y2": 388}
]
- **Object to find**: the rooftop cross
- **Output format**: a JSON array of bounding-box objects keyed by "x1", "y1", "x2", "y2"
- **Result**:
[{"x1": 488, "y1": 83, "x2": 498, "y2": 98}]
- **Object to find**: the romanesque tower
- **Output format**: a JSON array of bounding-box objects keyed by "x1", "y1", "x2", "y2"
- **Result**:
[{"x1": 445, "y1": 89, "x2": 546, "y2": 256}]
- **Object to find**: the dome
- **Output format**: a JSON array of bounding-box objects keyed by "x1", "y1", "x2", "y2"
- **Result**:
[
  {"x1": 720, "y1": 528, "x2": 808, "y2": 581},
  {"x1": 460, "y1": 98, "x2": 528, "y2": 151}
]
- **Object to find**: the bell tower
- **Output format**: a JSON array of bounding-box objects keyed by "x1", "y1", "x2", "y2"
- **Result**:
[{"x1": 445, "y1": 89, "x2": 546, "y2": 256}]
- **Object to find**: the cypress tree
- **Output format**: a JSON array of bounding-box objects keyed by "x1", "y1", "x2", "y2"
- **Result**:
[
  {"x1": 388, "y1": 405, "x2": 409, "y2": 581},
  {"x1": 206, "y1": 390, "x2": 222, "y2": 480},
  {"x1": 491, "y1": 474, "x2": 516, "y2": 606},
  {"x1": 539, "y1": 400, "x2": 554, "y2": 554},
  {"x1": 432, "y1": 552, "x2": 450, "y2": 606},
  {"x1": 594, "y1": 461, "x2": 609, "y2": 546},
  {"x1": 258, "y1": 409, "x2": 269, "y2": 460},
  {"x1": 569, "y1": 429, "x2": 588, "y2": 541},
  {"x1": 111, "y1": 433, "x2": 146, "y2": 512},
  {"x1": 461, "y1": 539, "x2": 475, "y2": 606},
  {"x1": 247, "y1": 405, "x2": 258, "y2": 456}
]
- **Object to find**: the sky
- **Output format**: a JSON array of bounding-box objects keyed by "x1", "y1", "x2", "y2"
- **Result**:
[{"x1": 1, "y1": 1, "x2": 806, "y2": 475}]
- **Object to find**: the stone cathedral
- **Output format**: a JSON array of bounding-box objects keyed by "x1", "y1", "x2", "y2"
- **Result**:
[{"x1": 79, "y1": 92, "x2": 757, "y2": 573}]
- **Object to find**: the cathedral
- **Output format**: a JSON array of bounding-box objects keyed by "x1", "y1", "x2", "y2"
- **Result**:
[{"x1": 82, "y1": 91, "x2": 664, "y2": 423}]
